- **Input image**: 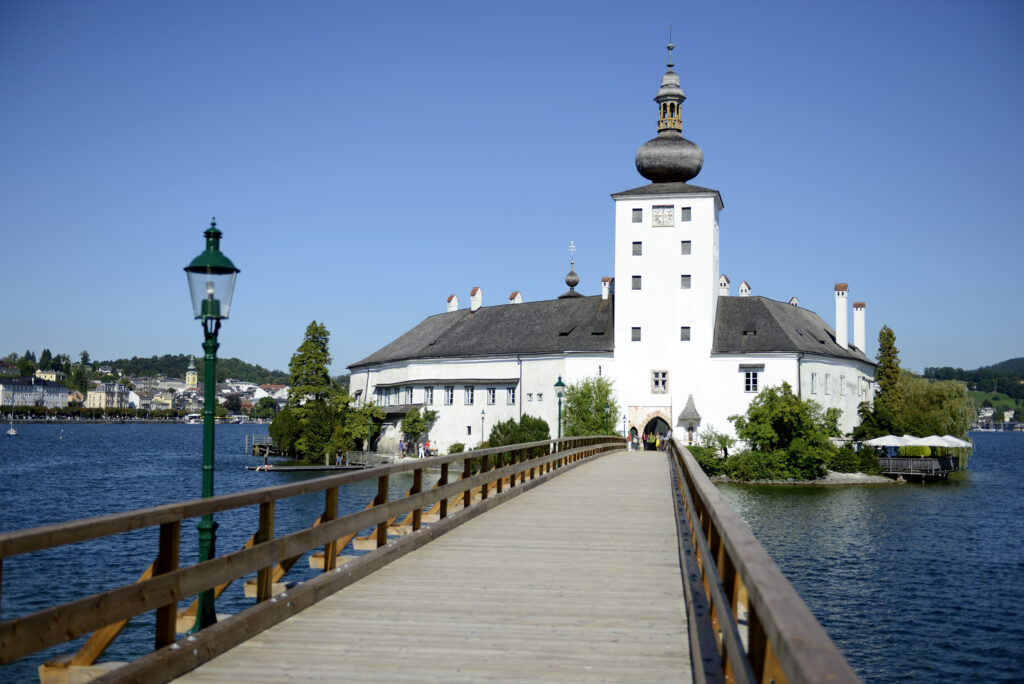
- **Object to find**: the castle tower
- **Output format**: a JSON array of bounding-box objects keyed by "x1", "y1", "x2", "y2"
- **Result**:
[
  {"x1": 185, "y1": 356, "x2": 198, "y2": 390},
  {"x1": 612, "y1": 39, "x2": 723, "y2": 436}
]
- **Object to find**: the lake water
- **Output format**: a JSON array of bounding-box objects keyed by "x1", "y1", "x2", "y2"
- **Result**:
[
  {"x1": 2, "y1": 426, "x2": 1022, "y2": 682},
  {"x1": 717, "y1": 431, "x2": 1024, "y2": 683}
]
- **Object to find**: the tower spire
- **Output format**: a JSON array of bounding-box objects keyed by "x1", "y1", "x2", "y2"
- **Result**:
[{"x1": 634, "y1": 33, "x2": 704, "y2": 183}]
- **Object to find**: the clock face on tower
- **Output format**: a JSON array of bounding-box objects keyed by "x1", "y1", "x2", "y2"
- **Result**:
[{"x1": 652, "y1": 205, "x2": 675, "y2": 227}]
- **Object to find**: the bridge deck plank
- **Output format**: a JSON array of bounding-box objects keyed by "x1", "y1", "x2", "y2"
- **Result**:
[{"x1": 175, "y1": 450, "x2": 690, "y2": 682}]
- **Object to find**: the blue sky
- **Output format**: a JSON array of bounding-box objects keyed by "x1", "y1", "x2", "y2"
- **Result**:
[{"x1": 1, "y1": 0, "x2": 1021, "y2": 376}]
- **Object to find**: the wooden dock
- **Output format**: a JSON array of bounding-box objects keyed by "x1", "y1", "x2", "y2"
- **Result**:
[{"x1": 174, "y1": 450, "x2": 691, "y2": 682}]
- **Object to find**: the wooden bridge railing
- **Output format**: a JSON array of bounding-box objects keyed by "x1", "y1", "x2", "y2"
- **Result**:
[
  {"x1": 0, "y1": 435, "x2": 623, "y2": 683},
  {"x1": 667, "y1": 440, "x2": 860, "y2": 684}
]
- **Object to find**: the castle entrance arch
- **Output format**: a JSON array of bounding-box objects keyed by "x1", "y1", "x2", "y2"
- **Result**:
[{"x1": 642, "y1": 416, "x2": 670, "y2": 450}]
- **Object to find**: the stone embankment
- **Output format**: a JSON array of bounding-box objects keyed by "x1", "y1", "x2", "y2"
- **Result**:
[{"x1": 713, "y1": 470, "x2": 893, "y2": 485}]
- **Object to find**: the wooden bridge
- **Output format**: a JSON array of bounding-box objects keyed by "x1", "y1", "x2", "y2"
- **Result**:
[{"x1": 0, "y1": 437, "x2": 859, "y2": 683}]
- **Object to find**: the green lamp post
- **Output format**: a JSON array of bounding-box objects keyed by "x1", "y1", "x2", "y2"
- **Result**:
[
  {"x1": 184, "y1": 218, "x2": 239, "y2": 631},
  {"x1": 554, "y1": 376, "x2": 566, "y2": 441}
]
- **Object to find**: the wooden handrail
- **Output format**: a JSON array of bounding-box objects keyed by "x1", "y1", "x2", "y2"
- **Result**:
[
  {"x1": 0, "y1": 436, "x2": 623, "y2": 675},
  {"x1": 667, "y1": 441, "x2": 860, "y2": 684}
]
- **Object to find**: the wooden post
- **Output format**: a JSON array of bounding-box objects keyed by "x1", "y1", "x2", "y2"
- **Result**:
[
  {"x1": 480, "y1": 452, "x2": 489, "y2": 500},
  {"x1": 256, "y1": 501, "x2": 275, "y2": 601},
  {"x1": 375, "y1": 474, "x2": 389, "y2": 548},
  {"x1": 439, "y1": 462, "x2": 449, "y2": 519},
  {"x1": 412, "y1": 467, "x2": 423, "y2": 531},
  {"x1": 462, "y1": 458, "x2": 472, "y2": 510},
  {"x1": 154, "y1": 521, "x2": 179, "y2": 648},
  {"x1": 323, "y1": 488, "x2": 338, "y2": 571}
]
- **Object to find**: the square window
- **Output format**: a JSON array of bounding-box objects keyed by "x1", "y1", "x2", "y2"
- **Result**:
[
  {"x1": 424, "y1": 387, "x2": 434, "y2": 405},
  {"x1": 680, "y1": 207, "x2": 692, "y2": 222},
  {"x1": 507, "y1": 387, "x2": 516, "y2": 405},
  {"x1": 680, "y1": 275, "x2": 691, "y2": 289},
  {"x1": 527, "y1": 392, "x2": 533, "y2": 402},
  {"x1": 653, "y1": 205, "x2": 674, "y2": 227},
  {"x1": 537, "y1": 392, "x2": 543, "y2": 401},
  {"x1": 632, "y1": 241, "x2": 642, "y2": 256},
  {"x1": 652, "y1": 370, "x2": 668, "y2": 393},
  {"x1": 467, "y1": 425, "x2": 472, "y2": 435},
  {"x1": 487, "y1": 388, "x2": 496, "y2": 404},
  {"x1": 680, "y1": 326, "x2": 691, "y2": 341},
  {"x1": 632, "y1": 275, "x2": 642, "y2": 290},
  {"x1": 464, "y1": 386, "x2": 475, "y2": 404},
  {"x1": 744, "y1": 371, "x2": 759, "y2": 393},
  {"x1": 631, "y1": 327, "x2": 641, "y2": 342},
  {"x1": 632, "y1": 208, "x2": 642, "y2": 223},
  {"x1": 681, "y1": 240, "x2": 691, "y2": 255},
  {"x1": 444, "y1": 386, "x2": 454, "y2": 405}
]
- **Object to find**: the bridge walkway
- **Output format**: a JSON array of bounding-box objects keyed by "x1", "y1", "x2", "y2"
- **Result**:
[{"x1": 175, "y1": 449, "x2": 690, "y2": 682}]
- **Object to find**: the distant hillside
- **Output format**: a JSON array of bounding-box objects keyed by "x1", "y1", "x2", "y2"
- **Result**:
[
  {"x1": 985, "y1": 357, "x2": 1024, "y2": 375},
  {"x1": 924, "y1": 357, "x2": 1024, "y2": 401},
  {"x1": 98, "y1": 354, "x2": 289, "y2": 385}
]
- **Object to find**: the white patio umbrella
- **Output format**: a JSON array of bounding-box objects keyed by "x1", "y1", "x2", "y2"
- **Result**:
[
  {"x1": 942, "y1": 435, "x2": 973, "y2": 448},
  {"x1": 916, "y1": 435, "x2": 953, "y2": 447},
  {"x1": 863, "y1": 435, "x2": 908, "y2": 447}
]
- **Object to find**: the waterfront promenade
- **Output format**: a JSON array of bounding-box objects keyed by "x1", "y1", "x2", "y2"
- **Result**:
[{"x1": 175, "y1": 449, "x2": 691, "y2": 682}]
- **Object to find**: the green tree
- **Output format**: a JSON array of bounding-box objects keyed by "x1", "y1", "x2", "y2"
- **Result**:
[
  {"x1": 400, "y1": 407, "x2": 439, "y2": 448},
  {"x1": 728, "y1": 382, "x2": 838, "y2": 480},
  {"x1": 80, "y1": 350, "x2": 90, "y2": 366},
  {"x1": 488, "y1": 414, "x2": 551, "y2": 447},
  {"x1": 294, "y1": 400, "x2": 335, "y2": 461},
  {"x1": 16, "y1": 357, "x2": 36, "y2": 377},
  {"x1": 287, "y1": 321, "x2": 332, "y2": 406},
  {"x1": 39, "y1": 348, "x2": 53, "y2": 370},
  {"x1": 250, "y1": 396, "x2": 279, "y2": 420},
  {"x1": 269, "y1": 407, "x2": 302, "y2": 457},
  {"x1": 562, "y1": 377, "x2": 619, "y2": 437},
  {"x1": 224, "y1": 395, "x2": 242, "y2": 413}
]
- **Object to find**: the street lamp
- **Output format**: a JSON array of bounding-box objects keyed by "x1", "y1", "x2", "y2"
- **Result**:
[
  {"x1": 554, "y1": 376, "x2": 566, "y2": 440},
  {"x1": 622, "y1": 414, "x2": 627, "y2": 438},
  {"x1": 184, "y1": 218, "x2": 239, "y2": 632},
  {"x1": 480, "y1": 408, "x2": 486, "y2": 444},
  {"x1": 604, "y1": 403, "x2": 610, "y2": 435}
]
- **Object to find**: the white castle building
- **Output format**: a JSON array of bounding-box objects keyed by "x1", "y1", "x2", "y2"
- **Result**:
[{"x1": 349, "y1": 43, "x2": 875, "y2": 453}]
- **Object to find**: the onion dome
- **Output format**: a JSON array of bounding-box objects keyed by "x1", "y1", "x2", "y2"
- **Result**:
[
  {"x1": 635, "y1": 41, "x2": 704, "y2": 183},
  {"x1": 559, "y1": 241, "x2": 583, "y2": 298}
]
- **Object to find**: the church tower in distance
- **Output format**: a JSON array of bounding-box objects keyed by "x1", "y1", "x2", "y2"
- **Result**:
[{"x1": 612, "y1": 39, "x2": 724, "y2": 439}]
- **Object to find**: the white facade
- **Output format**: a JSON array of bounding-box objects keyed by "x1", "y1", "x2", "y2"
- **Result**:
[{"x1": 0, "y1": 377, "x2": 69, "y2": 409}]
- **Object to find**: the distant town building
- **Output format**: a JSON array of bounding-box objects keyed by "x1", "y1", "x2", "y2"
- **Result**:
[
  {"x1": 0, "y1": 377, "x2": 69, "y2": 409},
  {"x1": 85, "y1": 383, "x2": 131, "y2": 410},
  {"x1": 34, "y1": 368, "x2": 66, "y2": 383},
  {"x1": 185, "y1": 357, "x2": 198, "y2": 391}
]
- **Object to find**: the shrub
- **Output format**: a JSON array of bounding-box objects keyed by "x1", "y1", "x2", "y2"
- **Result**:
[
  {"x1": 898, "y1": 445, "x2": 931, "y2": 458},
  {"x1": 448, "y1": 442, "x2": 465, "y2": 454},
  {"x1": 826, "y1": 445, "x2": 861, "y2": 473},
  {"x1": 689, "y1": 445, "x2": 727, "y2": 476},
  {"x1": 725, "y1": 451, "x2": 792, "y2": 481}
]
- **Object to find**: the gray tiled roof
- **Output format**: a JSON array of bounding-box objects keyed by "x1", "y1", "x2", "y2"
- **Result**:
[
  {"x1": 350, "y1": 296, "x2": 614, "y2": 368},
  {"x1": 713, "y1": 296, "x2": 873, "y2": 364},
  {"x1": 611, "y1": 182, "x2": 724, "y2": 207}
]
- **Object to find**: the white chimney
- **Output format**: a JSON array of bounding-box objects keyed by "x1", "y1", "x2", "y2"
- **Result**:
[
  {"x1": 789, "y1": 296, "x2": 799, "y2": 306},
  {"x1": 853, "y1": 301, "x2": 866, "y2": 352},
  {"x1": 509, "y1": 291, "x2": 522, "y2": 304},
  {"x1": 601, "y1": 277, "x2": 614, "y2": 300},
  {"x1": 446, "y1": 294, "x2": 458, "y2": 312},
  {"x1": 718, "y1": 274, "x2": 730, "y2": 297},
  {"x1": 470, "y1": 286, "x2": 482, "y2": 312},
  {"x1": 834, "y1": 283, "x2": 848, "y2": 349},
  {"x1": 738, "y1": 280, "x2": 750, "y2": 297}
]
